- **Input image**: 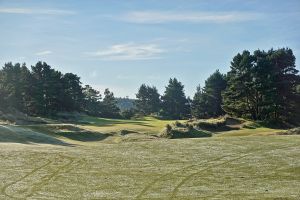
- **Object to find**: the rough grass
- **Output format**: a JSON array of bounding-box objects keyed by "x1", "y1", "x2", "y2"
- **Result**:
[
  {"x1": 0, "y1": 136, "x2": 299, "y2": 199},
  {"x1": 0, "y1": 116, "x2": 299, "y2": 199}
]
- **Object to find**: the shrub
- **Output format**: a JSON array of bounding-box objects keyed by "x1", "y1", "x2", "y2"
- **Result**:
[
  {"x1": 120, "y1": 129, "x2": 131, "y2": 136},
  {"x1": 196, "y1": 119, "x2": 226, "y2": 129},
  {"x1": 159, "y1": 124, "x2": 173, "y2": 138},
  {"x1": 159, "y1": 123, "x2": 212, "y2": 139},
  {"x1": 121, "y1": 109, "x2": 136, "y2": 119},
  {"x1": 166, "y1": 124, "x2": 172, "y2": 133},
  {"x1": 175, "y1": 121, "x2": 184, "y2": 127},
  {"x1": 278, "y1": 127, "x2": 300, "y2": 135},
  {"x1": 187, "y1": 124, "x2": 194, "y2": 131}
]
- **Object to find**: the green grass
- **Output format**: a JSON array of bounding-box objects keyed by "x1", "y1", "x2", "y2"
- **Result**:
[
  {"x1": 80, "y1": 116, "x2": 184, "y2": 134},
  {"x1": 216, "y1": 127, "x2": 284, "y2": 137},
  {"x1": 0, "y1": 116, "x2": 299, "y2": 199}
]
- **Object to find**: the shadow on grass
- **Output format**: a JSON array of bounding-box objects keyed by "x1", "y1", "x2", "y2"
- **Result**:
[
  {"x1": 26, "y1": 124, "x2": 115, "y2": 143},
  {"x1": 206, "y1": 125, "x2": 240, "y2": 133},
  {"x1": 0, "y1": 125, "x2": 73, "y2": 146},
  {"x1": 0, "y1": 124, "x2": 114, "y2": 146},
  {"x1": 171, "y1": 129, "x2": 212, "y2": 139},
  {"x1": 161, "y1": 127, "x2": 212, "y2": 139},
  {"x1": 54, "y1": 131, "x2": 113, "y2": 142}
]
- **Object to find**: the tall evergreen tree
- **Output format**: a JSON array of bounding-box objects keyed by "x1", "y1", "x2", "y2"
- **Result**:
[
  {"x1": 0, "y1": 62, "x2": 32, "y2": 112},
  {"x1": 136, "y1": 84, "x2": 161, "y2": 115},
  {"x1": 223, "y1": 48, "x2": 300, "y2": 123},
  {"x1": 192, "y1": 70, "x2": 226, "y2": 118},
  {"x1": 222, "y1": 51, "x2": 257, "y2": 119},
  {"x1": 268, "y1": 48, "x2": 300, "y2": 123},
  {"x1": 101, "y1": 88, "x2": 120, "y2": 118},
  {"x1": 191, "y1": 85, "x2": 205, "y2": 118},
  {"x1": 161, "y1": 78, "x2": 189, "y2": 119},
  {"x1": 30, "y1": 62, "x2": 63, "y2": 115},
  {"x1": 82, "y1": 85, "x2": 102, "y2": 116},
  {"x1": 61, "y1": 73, "x2": 84, "y2": 112}
]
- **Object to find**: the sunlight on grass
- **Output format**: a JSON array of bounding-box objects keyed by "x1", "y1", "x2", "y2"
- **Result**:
[
  {"x1": 216, "y1": 127, "x2": 284, "y2": 137},
  {"x1": 0, "y1": 136, "x2": 299, "y2": 199}
]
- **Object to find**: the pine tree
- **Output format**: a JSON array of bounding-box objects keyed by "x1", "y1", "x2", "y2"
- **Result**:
[
  {"x1": 136, "y1": 84, "x2": 161, "y2": 115},
  {"x1": 268, "y1": 48, "x2": 300, "y2": 123},
  {"x1": 61, "y1": 73, "x2": 84, "y2": 112},
  {"x1": 82, "y1": 85, "x2": 102, "y2": 116},
  {"x1": 192, "y1": 70, "x2": 226, "y2": 118},
  {"x1": 191, "y1": 85, "x2": 206, "y2": 118},
  {"x1": 222, "y1": 51, "x2": 257, "y2": 119},
  {"x1": 161, "y1": 78, "x2": 189, "y2": 119},
  {"x1": 223, "y1": 48, "x2": 300, "y2": 123},
  {"x1": 30, "y1": 62, "x2": 64, "y2": 115},
  {"x1": 0, "y1": 62, "x2": 32, "y2": 112},
  {"x1": 101, "y1": 88, "x2": 120, "y2": 118}
]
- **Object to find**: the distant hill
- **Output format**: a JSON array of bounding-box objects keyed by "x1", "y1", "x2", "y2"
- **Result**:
[{"x1": 116, "y1": 98, "x2": 136, "y2": 111}]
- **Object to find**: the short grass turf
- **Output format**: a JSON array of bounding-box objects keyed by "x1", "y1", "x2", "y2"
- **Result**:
[{"x1": 0, "y1": 135, "x2": 299, "y2": 199}]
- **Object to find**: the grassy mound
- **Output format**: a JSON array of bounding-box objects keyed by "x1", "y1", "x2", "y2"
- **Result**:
[
  {"x1": 0, "y1": 110, "x2": 49, "y2": 125},
  {"x1": 278, "y1": 127, "x2": 300, "y2": 135},
  {"x1": 187, "y1": 116, "x2": 242, "y2": 132},
  {"x1": 25, "y1": 124, "x2": 112, "y2": 142},
  {"x1": 159, "y1": 122, "x2": 212, "y2": 139},
  {"x1": 0, "y1": 124, "x2": 69, "y2": 145}
]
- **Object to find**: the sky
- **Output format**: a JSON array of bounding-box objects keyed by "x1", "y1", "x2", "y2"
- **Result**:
[{"x1": 0, "y1": 0, "x2": 299, "y2": 98}]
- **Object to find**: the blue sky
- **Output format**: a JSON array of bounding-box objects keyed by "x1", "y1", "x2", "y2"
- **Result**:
[{"x1": 0, "y1": 0, "x2": 299, "y2": 98}]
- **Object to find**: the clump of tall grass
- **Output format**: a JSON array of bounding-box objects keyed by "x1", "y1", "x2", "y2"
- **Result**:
[{"x1": 159, "y1": 123, "x2": 212, "y2": 139}]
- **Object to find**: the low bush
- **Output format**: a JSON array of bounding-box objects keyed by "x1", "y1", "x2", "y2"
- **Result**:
[
  {"x1": 121, "y1": 109, "x2": 136, "y2": 119},
  {"x1": 278, "y1": 127, "x2": 300, "y2": 135},
  {"x1": 175, "y1": 121, "x2": 184, "y2": 127},
  {"x1": 159, "y1": 123, "x2": 212, "y2": 139},
  {"x1": 195, "y1": 119, "x2": 226, "y2": 129}
]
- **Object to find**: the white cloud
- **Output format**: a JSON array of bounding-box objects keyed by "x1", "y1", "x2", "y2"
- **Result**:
[
  {"x1": 35, "y1": 50, "x2": 52, "y2": 56},
  {"x1": 120, "y1": 11, "x2": 261, "y2": 24},
  {"x1": 85, "y1": 43, "x2": 165, "y2": 61},
  {"x1": 0, "y1": 7, "x2": 76, "y2": 15}
]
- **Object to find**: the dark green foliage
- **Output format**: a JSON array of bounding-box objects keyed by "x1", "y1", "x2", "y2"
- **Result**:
[
  {"x1": 116, "y1": 97, "x2": 135, "y2": 111},
  {"x1": 175, "y1": 121, "x2": 183, "y2": 127},
  {"x1": 101, "y1": 89, "x2": 121, "y2": 118},
  {"x1": 161, "y1": 78, "x2": 190, "y2": 119},
  {"x1": 61, "y1": 73, "x2": 84, "y2": 112},
  {"x1": 166, "y1": 124, "x2": 172, "y2": 132},
  {"x1": 192, "y1": 70, "x2": 226, "y2": 118},
  {"x1": 82, "y1": 85, "x2": 102, "y2": 116},
  {"x1": 136, "y1": 84, "x2": 161, "y2": 115},
  {"x1": 160, "y1": 123, "x2": 212, "y2": 138},
  {"x1": 191, "y1": 86, "x2": 205, "y2": 118},
  {"x1": 121, "y1": 108, "x2": 136, "y2": 119},
  {"x1": 30, "y1": 62, "x2": 62, "y2": 115},
  {"x1": 223, "y1": 48, "x2": 300, "y2": 124},
  {"x1": 1, "y1": 47, "x2": 298, "y2": 124},
  {"x1": 0, "y1": 63, "x2": 32, "y2": 113},
  {"x1": 0, "y1": 61, "x2": 121, "y2": 119}
]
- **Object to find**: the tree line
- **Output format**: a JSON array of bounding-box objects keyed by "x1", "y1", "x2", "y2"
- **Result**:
[
  {"x1": 0, "y1": 61, "x2": 120, "y2": 118},
  {"x1": 0, "y1": 48, "x2": 299, "y2": 124},
  {"x1": 135, "y1": 48, "x2": 300, "y2": 125}
]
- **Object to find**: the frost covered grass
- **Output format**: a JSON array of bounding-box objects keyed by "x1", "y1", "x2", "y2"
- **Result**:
[
  {"x1": 0, "y1": 135, "x2": 299, "y2": 199},
  {"x1": 0, "y1": 116, "x2": 299, "y2": 199}
]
